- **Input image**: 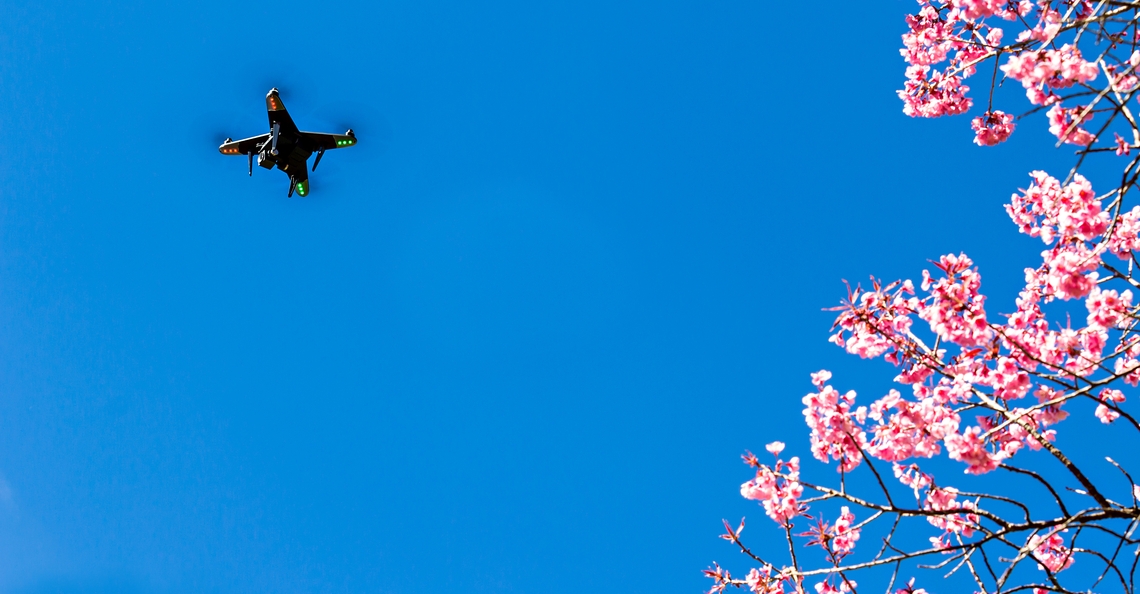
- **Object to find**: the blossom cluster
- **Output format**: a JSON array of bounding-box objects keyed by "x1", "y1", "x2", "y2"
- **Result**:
[
  {"x1": 1028, "y1": 530, "x2": 1075, "y2": 573},
  {"x1": 924, "y1": 485, "x2": 980, "y2": 548},
  {"x1": 740, "y1": 445, "x2": 804, "y2": 525},
  {"x1": 709, "y1": 5, "x2": 1140, "y2": 593},
  {"x1": 894, "y1": 0, "x2": 1140, "y2": 150},
  {"x1": 971, "y1": 110, "x2": 1015, "y2": 146},
  {"x1": 802, "y1": 371, "x2": 867, "y2": 472},
  {"x1": 715, "y1": 164, "x2": 1140, "y2": 591},
  {"x1": 1000, "y1": 46, "x2": 1099, "y2": 105}
]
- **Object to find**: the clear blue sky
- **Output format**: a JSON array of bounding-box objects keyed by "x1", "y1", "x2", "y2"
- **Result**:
[{"x1": 0, "y1": 1, "x2": 1133, "y2": 592}]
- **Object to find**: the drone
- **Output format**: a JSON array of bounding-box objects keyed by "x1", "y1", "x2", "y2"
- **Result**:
[{"x1": 218, "y1": 88, "x2": 357, "y2": 197}]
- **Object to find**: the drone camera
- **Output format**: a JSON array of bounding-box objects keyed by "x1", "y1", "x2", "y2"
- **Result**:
[{"x1": 257, "y1": 151, "x2": 277, "y2": 170}]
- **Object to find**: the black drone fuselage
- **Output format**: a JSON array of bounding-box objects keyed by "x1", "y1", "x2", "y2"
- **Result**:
[{"x1": 219, "y1": 88, "x2": 356, "y2": 197}]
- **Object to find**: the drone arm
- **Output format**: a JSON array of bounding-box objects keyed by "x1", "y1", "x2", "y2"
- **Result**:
[
  {"x1": 298, "y1": 131, "x2": 357, "y2": 151},
  {"x1": 218, "y1": 133, "x2": 271, "y2": 158}
]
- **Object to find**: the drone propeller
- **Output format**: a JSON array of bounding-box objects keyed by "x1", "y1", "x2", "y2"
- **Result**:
[
  {"x1": 246, "y1": 68, "x2": 302, "y2": 98},
  {"x1": 207, "y1": 127, "x2": 235, "y2": 151},
  {"x1": 335, "y1": 112, "x2": 390, "y2": 154}
]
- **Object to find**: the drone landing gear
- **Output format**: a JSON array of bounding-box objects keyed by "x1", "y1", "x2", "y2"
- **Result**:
[{"x1": 270, "y1": 122, "x2": 280, "y2": 156}]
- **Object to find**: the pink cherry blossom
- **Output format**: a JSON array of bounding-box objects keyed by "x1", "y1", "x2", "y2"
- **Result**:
[
  {"x1": 918, "y1": 253, "x2": 992, "y2": 347},
  {"x1": 893, "y1": 462, "x2": 933, "y2": 497},
  {"x1": 815, "y1": 581, "x2": 840, "y2": 594},
  {"x1": 830, "y1": 281, "x2": 919, "y2": 361},
  {"x1": 1046, "y1": 104, "x2": 1095, "y2": 146},
  {"x1": 950, "y1": 0, "x2": 1006, "y2": 19},
  {"x1": 929, "y1": 535, "x2": 950, "y2": 550},
  {"x1": 900, "y1": 5, "x2": 958, "y2": 67},
  {"x1": 985, "y1": 407, "x2": 1055, "y2": 452},
  {"x1": 985, "y1": 27, "x2": 1003, "y2": 46},
  {"x1": 945, "y1": 426, "x2": 1007, "y2": 474},
  {"x1": 1107, "y1": 207, "x2": 1140, "y2": 258},
  {"x1": 1113, "y1": 65, "x2": 1139, "y2": 93},
  {"x1": 744, "y1": 566, "x2": 790, "y2": 594},
  {"x1": 741, "y1": 456, "x2": 804, "y2": 525},
  {"x1": 832, "y1": 506, "x2": 860, "y2": 555},
  {"x1": 1086, "y1": 287, "x2": 1133, "y2": 329},
  {"x1": 899, "y1": 65, "x2": 972, "y2": 118},
  {"x1": 1006, "y1": 172, "x2": 1108, "y2": 284},
  {"x1": 803, "y1": 379, "x2": 868, "y2": 472},
  {"x1": 1115, "y1": 132, "x2": 1132, "y2": 156},
  {"x1": 1042, "y1": 243, "x2": 1099, "y2": 300},
  {"x1": 810, "y1": 369, "x2": 832, "y2": 389},
  {"x1": 1115, "y1": 354, "x2": 1140, "y2": 387},
  {"x1": 1095, "y1": 388, "x2": 1126, "y2": 424},
  {"x1": 897, "y1": 579, "x2": 930, "y2": 594},
  {"x1": 1016, "y1": 21, "x2": 1062, "y2": 44},
  {"x1": 745, "y1": 568, "x2": 765, "y2": 594},
  {"x1": 982, "y1": 356, "x2": 1031, "y2": 401},
  {"x1": 925, "y1": 485, "x2": 980, "y2": 536},
  {"x1": 1000, "y1": 46, "x2": 1098, "y2": 99},
  {"x1": 705, "y1": 564, "x2": 732, "y2": 594},
  {"x1": 971, "y1": 110, "x2": 1015, "y2": 145},
  {"x1": 1032, "y1": 386, "x2": 1069, "y2": 426},
  {"x1": 1029, "y1": 531, "x2": 1075, "y2": 573},
  {"x1": 867, "y1": 387, "x2": 960, "y2": 461}
]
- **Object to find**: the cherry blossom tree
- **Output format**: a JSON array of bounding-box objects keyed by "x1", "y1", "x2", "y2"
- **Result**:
[{"x1": 707, "y1": 2, "x2": 1140, "y2": 594}]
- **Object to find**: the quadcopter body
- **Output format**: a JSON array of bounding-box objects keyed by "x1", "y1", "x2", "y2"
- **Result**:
[{"x1": 219, "y1": 88, "x2": 356, "y2": 197}]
